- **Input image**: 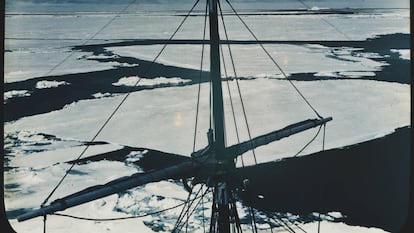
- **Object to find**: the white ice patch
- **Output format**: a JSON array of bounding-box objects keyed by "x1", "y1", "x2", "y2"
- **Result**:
[
  {"x1": 144, "y1": 181, "x2": 188, "y2": 201},
  {"x1": 117, "y1": 62, "x2": 139, "y2": 67},
  {"x1": 125, "y1": 150, "x2": 147, "y2": 163},
  {"x1": 356, "y1": 52, "x2": 385, "y2": 59},
  {"x1": 338, "y1": 71, "x2": 377, "y2": 78},
  {"x1": 112, "y1": 76, "x2": 191, "y2": 87},
  {"x1": 35, "y1": 80, "x2": 70, "y2": 89},
  {"x1": 391, "y1": 49, "x2": 410, "y2": 60},
  {"x1": 328, "y1": 211, "x2": 345, "y2": 219},
  {"x1": 4, "y1": 90, "x2": 31, "y2": 101},
  {"x1": 314, "y1": 70, "x2": 377, "y2": 78},
  {"x1": 139, "y1": 77, "x2": 191, "y2": 86},
  {"x1": 16, "y1": 130, "x2": 45, "y2": 143},
  {"x1": 112, "y1": 76, "x2": 141, "y2": 86},
  {"x1": 92, "y1": 92, "x2": 114, "y2": 98},
  {"x1": 254, "y1": 73, "x2": 288, "y2": 79},
  {"x1": 314, "y1": 71, "x2": 341, "y2": 78},
  {"x1": 79, "y1": 54, "x2": 120, "y2": 60},
  {"x1": 4, "y1": 131, "x2": 85, "y2": 160}
]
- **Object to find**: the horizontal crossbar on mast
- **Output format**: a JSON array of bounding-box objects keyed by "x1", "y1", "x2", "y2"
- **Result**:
[{"x1": 226, "y1": 117, "x2": 333, "y2": 159}]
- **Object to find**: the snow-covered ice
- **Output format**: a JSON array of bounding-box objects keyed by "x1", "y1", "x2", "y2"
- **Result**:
[
  {"x1": 112, "y1": 76, "x2": 191, "y2": 87},
  {"x1": 5, "y1": 79, "x2": 410, "y2": 163},
  {"x1": 4, "y1": 1, "x2": 410, "y2": 232},
  {"x1": 390, "y1": 49, "x2": 410, "y2": 60},
  {"x1": 35, "y1": 80, "x2": 70, "y2": 89},
  {"x1": 4, "y1": 90, "x2": 31, "y2": 101}
]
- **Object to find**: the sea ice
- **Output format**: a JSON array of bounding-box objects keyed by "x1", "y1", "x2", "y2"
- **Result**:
[
  {"x1": 4, "y1": 90, "x2": 31, "y2": 101},
  {"x1": 390, "y1": 49, "x2": 410, "y2": 60},
  {"x1": 35, "y1": 80, "x2": 70, "y2": 89},
  {"x1": 5, "y1": 79, "x2": 410, "y2": 164}
]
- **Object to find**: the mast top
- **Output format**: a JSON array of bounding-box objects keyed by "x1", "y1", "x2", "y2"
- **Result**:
[{"x1": 208, "y1": 0, "x2": 228, "y2": 165}]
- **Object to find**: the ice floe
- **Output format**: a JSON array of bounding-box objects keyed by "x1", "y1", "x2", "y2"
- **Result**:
[{"x1": 35, "y1": 80, "x2": 70, "y2": 89}]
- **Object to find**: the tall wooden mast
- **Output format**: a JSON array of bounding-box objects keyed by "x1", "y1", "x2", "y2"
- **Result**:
[
  {"x1": 209, "y1": 0, "x2": 234, "y2": 232},
  {"x1": 209, "y1": 0, "x2": 226, "y2": 157}
]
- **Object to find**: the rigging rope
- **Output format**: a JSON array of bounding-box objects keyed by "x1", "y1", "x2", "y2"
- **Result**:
[
  {"x1": 209, "y1": 67, "x2": 213, "y2": 129},
  {"x1": 174, "y1": 187, "x2": 198, "y2": 232},
  {"x1": 173, "y1": 186, "x2": 211, "y2": 233},
  {"x1": 269, "y1": 212, "x2": 309, "y2": 233},
  {"x1": 40, "y1": 0, "x2": 201, "y2": 208},
  {"x1": 296, "y1": 0, "x2": 352, "y2": 40},
  {"x1": 229, "y1": 193, "x2": 243, "y2": 233},
  {"x1": 293, "y1": 124, "x2": 323, "y2": 157},
  {"x1": 270, "y1": 214, "x2": 296, "y2": 233},
  {"x1": 193, "y1": 0, "x2": 209, "y2": 152},
  {"x1": 318, "y1": 213, "x2": 321, "y2": 233},
  {"x1": 42, "y1": 0, "x2": 138, "y2": 77},
  {"x1": 322, "y1": 123, "x2": 326, "y2": 151},
  {"x1": 219, "y1": 43, "x2": 244, "y2": 167},
  {"x1": 270, "y1": 216, "x2": 294, "y2": 233},
  {"x1": 52, "y1": 202, "x2": 185, "y2": 221},
  {"x1": 50, "y1": 188, "x2": 210, "y2": 222},
  {"x1": 201, "y1": 185, "x2": 206, "y2": 233},
  {"x1": 218, "y1": 0, "x2": 258, "y2": 165},
  {"x1": 288, "y1": 219, "x2": 308, "y2": 233},
  {"x1": 176, "y1": 184, "x2": 208, "y2": 231},
  {"x1": 43, "y1": 215, "x2": 47, "y2": 233},
  {"x1": 225, "y1": 0, "x2": 323, "y2": 119},
  {"x1": 318, "y1": 124, "x2": 327, "y2": 233},
  {"x1": 248, "y1": 206, "x2": 259, "y2": 233}
]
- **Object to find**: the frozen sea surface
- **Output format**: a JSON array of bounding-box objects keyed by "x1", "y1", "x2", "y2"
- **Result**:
[
  {"x1": 4, "y1": 0, "x2": 410, "y2": 233},
  {"x1": 4, "y1": 1, "x2": 409, "y2": 82}
]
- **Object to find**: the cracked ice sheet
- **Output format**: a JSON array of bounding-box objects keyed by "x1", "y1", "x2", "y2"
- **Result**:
[
  {"x1": 5, "y1": 78, "x2": 410, "y2": 165},
  {"x1": 5, "y1": 6, "x2": 409, "y2": 82},
  {"x1": 109, "y1": 44, "x2": 386, "y2": 79},
  {"x1": 4, "y1": 46, "x2": 122, "y2": 83}
]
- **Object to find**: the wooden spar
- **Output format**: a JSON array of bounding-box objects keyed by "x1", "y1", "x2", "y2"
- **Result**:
[{"x1": 225, "y1": 117, "x2": 333, "y2": 158}]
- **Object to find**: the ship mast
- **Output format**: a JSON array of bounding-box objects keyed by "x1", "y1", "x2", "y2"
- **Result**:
[
  {"x1": 209, "y1": 0, "x2": 226, "y2": 159},
  {"x1": 209, "y1": 0, "x2": 235, "y2": 232}
]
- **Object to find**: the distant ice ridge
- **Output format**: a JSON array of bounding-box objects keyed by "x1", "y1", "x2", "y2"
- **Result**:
[{"x1": 35, "y1": 80, "x2": 70, "y2": 89}]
